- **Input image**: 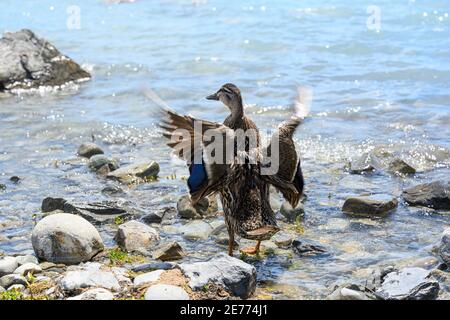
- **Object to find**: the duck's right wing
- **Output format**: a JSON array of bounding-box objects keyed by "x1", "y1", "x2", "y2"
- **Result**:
[
  {"x1": 261, "y1": 87, "x2": 311, "y2": 208},
  {"x1": 160, "y1": 109, "x2": 234, "y2": 204}
]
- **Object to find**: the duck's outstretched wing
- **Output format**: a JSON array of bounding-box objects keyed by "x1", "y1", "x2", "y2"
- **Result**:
[
  {"x1": 261, "y1": 87, "x2": 311, "y2": 208},
  {"x1": 160, "y1": 108, "x2": 234, "y2": 204}
]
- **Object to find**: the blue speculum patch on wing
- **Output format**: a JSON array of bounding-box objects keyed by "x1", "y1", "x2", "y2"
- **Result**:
[{"x1": 188, "y1": 162, "x2": 208, "y2": 194}]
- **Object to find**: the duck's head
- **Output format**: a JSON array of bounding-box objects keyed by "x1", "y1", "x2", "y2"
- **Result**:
[{"x1": 206, "y1": 83, "x2": 243, "y2": 114}]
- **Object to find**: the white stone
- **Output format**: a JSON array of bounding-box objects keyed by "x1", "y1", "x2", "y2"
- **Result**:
[
  {"x1": 180, "y1": 220, "x2": 213, "y2": 240},
  {"x1": 144, "y1": 284, "x2": 189, "y2": 300},
  {"x1": 14, "y1": 262, "x2": 42, "y2": 276},
  {"x1": 31, "y1": 213, "x2": 104, "y2": 264},
  {"x1": 133, "y1": 270, "x2": 164, "y2": 287},
  {"x1": 15, "y1": 255, "x2": 39, "y2": 266},
  {"x1": 59, "y1": 270, "x2": 120, "y2": 292},
  {"x1": 0, "y1": 257, "x2": 19, "y2": 277},
  {"x1": 67, "y1": 288, "x2": 114, "y2": 300},
  {"x1": 115, "y1": 220, "x2": 159, "y2": 253}
]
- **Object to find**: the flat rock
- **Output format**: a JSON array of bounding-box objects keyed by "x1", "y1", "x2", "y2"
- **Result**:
[
  {"x1": 327, "y1": 284, "x2": 376, "y2": 300},
  {"x1": 152, "y1": 241, "x2": 185, "y2": 261},
  {"x1": 0, "y1": 29, "x2": 90, "y2": 92},
  {"x1": 144, "y1": 284, "x2": 189, "y2": 300},
  {"x1": 115, "y1": 220, "x2": 159, "y2": 254},
  {"x1": 130, "y1": 262, "x2": 175, "y2": 273},
  {"x1": 0, "y1": 274, "x2": 27, "y2": 288},
  {"x1": 272, "y1": 232, "x2": 294, "y2": 248},
  {"x1": 177, "y1": 195, "x2": 218, "y2": 219},
  {"x1": 388, "y1": 158, "x2": 416, "y2": 175},
  {"x1": 133, "y1": 270, "x2": 164, "y2": 287},
  {"x1": 0, "y1": 257, "x2": 18, "y2": 277},
  {"x1": 342, "y1": 194, "x2": 398, "y2": 217},
  {"x1": 180, "y1": 220, "x2": 213, "y2": 240},
  {"x1": 376, "y1": 267, "x2": 440, "y2": 300},
  {"x1": 292, "y1": 238, "x2": 328, "y2": 257},
  {"x1": 31, "y1": 213, "x2": 104, "y2": 265},
  {"x1": 107, "y1": 161, "x2": 159, "y2": 184},
  {"x1": 179, "y1": 253, "x2": 256, "y2": 298},
  {"x1": 438, "y1": 227, "x2": 450, "y2": 265},
  {"x1": 59, "y1": 270, "x2": 120, "y2": 292},
  {"x1": 402, "y1": 181, "x2": 450, "y2": 210},
  {"x1": 280, "y1": 202, "x2": 305, "y2": 222},
  {"x1": 41, "y1": 197, "x2": 135, "y2": 225},
  {"x1": 77, "y1": 143, "x2": 104, "y2": 158},
  {"x1": 67, "y1": 288, "x2": 114, "y2": 300},
  {"x1": 13, "y1": 262, "x2": 42, "y2": 276}
]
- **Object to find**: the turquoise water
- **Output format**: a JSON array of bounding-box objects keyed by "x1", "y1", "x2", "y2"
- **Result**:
[{"x1": 1, "y1": 0, "x2": 449, "y2": 298}]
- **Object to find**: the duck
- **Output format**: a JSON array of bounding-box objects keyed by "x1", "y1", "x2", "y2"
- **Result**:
[{"x1": 159, "y1": 83, "x2": 307, "y2": 256}]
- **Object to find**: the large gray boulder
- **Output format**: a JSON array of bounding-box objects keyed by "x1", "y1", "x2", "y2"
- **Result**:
[
  {"x1": 0, "y1": 29, "x2": 90, "y2": 92},
  {"x1": 438, "y1": 227, "x2": 450, "y2": 265},
  {"x1": 115, "y1": 220, "x2": 159, "y2": 254},
  {"x1": 179, "y1": 253, "x2": 256, "y2": 299},
  {"x1": 402, "y1": 181, "x2": 450, "y2": 210},
  {"x1": 375, "y1": 267, "x2": 440, "y2": 300},
  {"x1": 31, "y1": 213, "x2": 104, "y2": 264}
]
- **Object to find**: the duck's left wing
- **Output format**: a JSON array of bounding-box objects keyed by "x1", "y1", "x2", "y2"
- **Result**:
[{"x1": 160, "y1": 109, "x2": 234, "y2": 204}]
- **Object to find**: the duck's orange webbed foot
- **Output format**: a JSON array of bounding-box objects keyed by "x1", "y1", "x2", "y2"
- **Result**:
[{"x1": 240, "y1": 241, "x2": 261, "y2": 255}]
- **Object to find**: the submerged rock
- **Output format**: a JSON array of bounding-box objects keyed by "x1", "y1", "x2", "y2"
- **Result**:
[
  {"x1": 280, "y1": 202, "x2": 305, "y2": 222},
  {"x1": 31, "y1": 213, "x2": 104, "y2": 265},
  {"x1": 179, "y1": 253, "x2": 256, "y2": 298},
  {"x1": 115, "y1": 220, "x2": 159, "y2": 254},
  {"x1": 177, "y1": 195, "x2": 218, "y2": 219},
  {"x1": 348, "y1": 152, "x2": 380, "y2": 174},
  {"x1": 0, "y1": 257, "x2": 18, "y2": 277},
  {"x1": 180, "y1": 220, "x2": 213, "y2": 240},
  {"x1": 0, "y1": 29, "x2": 90, "y2": 92},
  {"x1": 67, "y1": 288, "x2": 114, "y2": 300},
  {"x1": 88, "y1": 154, "x2": 119, "y2": 174},
  {"x1": 388, "y1": 158, "x2": 416, "y2": 175},
  {"x1": 402, "y1": 181, "x2": 450, "y2": 210},
  {"x1": 272, "y1": 232, "x2": 294, "y2": 248},
  {"x1": 291, "y1": 238, "x2": 328, "y2": 257},
  {"x1": 342, "y1": 194, "x2": 398, "y2": 218},
  {"x1": 41, "y1": 197, "x2": 135, "y2": 225},
  {"x1": 438, "y1": 227, "x2": 450, "y2": 265},
  {"x1": 59, "y1": 269, "x2": 120, "y2": 292},
  {"x1": 144, "y1": 284, "x2": 189, "y2": 300},
  {"x1": 77, "y1": 143, "x2": 104, "y2": 158},
  {"x1": 376, "y1": 267, "x2": 440, "y2": 300},
  {"x1": 107, "y1": 161, "x2": 159, "y2": 184},
  {"x1": 152, "y1": 241, "x2": 185, "y2": 261}
]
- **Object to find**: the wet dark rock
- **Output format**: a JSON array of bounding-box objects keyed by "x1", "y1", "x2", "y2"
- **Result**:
[
  {"x1": 280, "y1": 202, "x2": 305, "y2": 222},
  {"x1": 327, "y1": 283, "x2": 377, "y2": 300},
  {"x1": 402, "y1": 181, "x2": 450, "y2": 210},
  {"x1": 0, "y1": 184, "x2": 5, "y2": 190},
  {"x1": 32, "y1": 213, "x2": 104, "y2": 265},
  {"x1": 130, "y1": 262, "x2": 175, "y2": 273},
  {"x1": 107, "y1": 161, "x2": 159, "y2": 184},
  {"x1": 177, "y1": 195, "x2": 218, "y2": 219},
  {"x1": 88, "y1": 155, "x2": 119, "y2": 174},
  {"x1": 10, "y1": 176, "x2": 20, "y2": 183},
  {"x1": 291, "y1": 238, "x2": 328, "y2": 257},
  {"x1": 41, "y1": 197, "x2": 135, "y2": 225},
  {"x1": 388, "y1": 158, "x2": 416, "y2": 175},
  {"x1": 77, "y1": 143, "x2": 104, "y2": 158},
  {"x1": 115, "y1": 220, "x2": 159, "y2": 254},
  {"x1": 0, "y1": 29, "x2": 90, "y2": 92},
  {"x1": 375, "y1": 267, "x2": 440, "y2": 300},
  {"x1": 179, "y1": 253, "x2": 256, "y2": 299},
  {"x1": 342, "y1": 194, "x2": 398, "y2": 218},
  {"x1": 348, "y1": 152, "x2": 380, "y2": 174},
  {"x1": 101, "y1": 185, "x2": 125, "y2": 196},
  {"x1": 438, "y1": 227, "x2": 450, "y2": 265},
  {"x1": 142, "y1": 211, "x2": 164, "y2": 224},
  {"x1": 430, "y1": 269, "x2": 450, "y2": 293},
  {"x1": 152, "y1": 241, "x2": 185, "y2": 261}
]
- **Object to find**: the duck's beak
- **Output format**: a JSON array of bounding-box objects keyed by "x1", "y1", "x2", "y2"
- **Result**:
[{"x1": 206, "y1": 92, "x2": 219, "y2": 100}]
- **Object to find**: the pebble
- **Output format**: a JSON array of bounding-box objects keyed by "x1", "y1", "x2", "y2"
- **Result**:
[
  {"x1": 0, "y1": 274, "x2": 27, "y2": 288},
  {"x1": 77, "y1": 143, "x2": 104, "y2": 158},
  {"x1": 59, "y1": 270, "x2": 121, "y2": 292},
  {"x1": 180, "y1": 220, "x2": 213, "y2": 240},
  {"x1": 67, "y1": 288, "x2": 114, "y2": 300},
  {"x1": 0, "y1": 256, "x2": 19, "y2": 277},
  {"x1": 133, "y1": 270, "x2": 165, "y2": 287},
  {"x1": 152, "y1": 241, "x2": 185, "y2": 261},
  {"x1": 342, "y1": 194, "x2": 398, "y2": 217},
  {"x1": 144, "y1": 284, "x2": 189, "y2": 300},
  {"x1": 115, "y1": 220, "x2": 159, "y2": 254},
  {"x1": 13, "y1": 262, "x2": 42, "y2": 276}
]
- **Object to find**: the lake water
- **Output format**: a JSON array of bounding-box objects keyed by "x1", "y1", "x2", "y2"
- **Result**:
[{"x1": 0, "y1": 0, "x2": 449, "y2": 299}]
